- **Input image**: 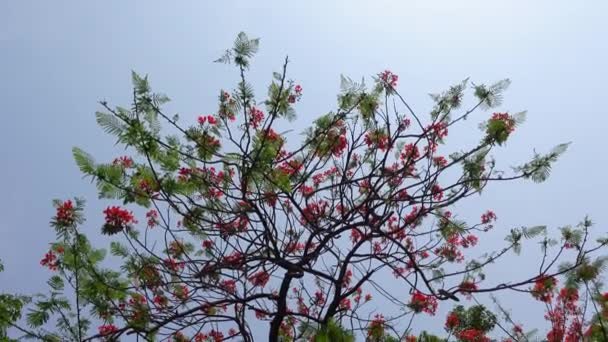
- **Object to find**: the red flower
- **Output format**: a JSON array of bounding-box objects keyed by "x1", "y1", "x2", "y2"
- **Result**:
[
  {"x1": 202, "y1": 240, "x2": 213, "y2": 250},
  {"x1": 112, "y1": 156, "x2": 133, "y2": 168},
  {"x1": 221, "y1": 279, "x2": 237, "y2": 294},
  {"x1": 102, "y1": 206, "x2": 137, "y2": 235},
  {"x1": 146, "y1": 209, "x2": 158, "y2": 228},
  {"x1": 481, "y1": 210, "x2": 497, "y2": 224},
  {"x1": 368, "y1": 314, "x2": 386, "y2": 337},
  {"x1": 427, "y1": 122, "x2": 448, "y2": 140},
  {"x1": 40, "y1": 251, "x2": 59, "y2": 271},
  {"x1": 459, "y1": 280, "x2": 478, "y2": 299},
  {"x1": 379, "y1": 70, "x2": 398, "y2": 88},
  {"x1": 339, "y1": 298, "x2": 352, "y2": 310},
  {"x1": 197, "y1": 115, "x2": 207, "y2": 125},
  {"x1": 445, "y1": 312, "x2": 460, "y2": 330},
  {"x1": 209, "y1": 330, "x2": 224, "y2": 342},
  {"x1": 532, "y1": 276, "x2": 557, "y2": 303},
  {"x1": 314, "y1": 290, "x2": 326, "y2": 306},
  {"x1": 431, "y1": 184, "x2": 444, "y2": 201},
  {"x1": 433, "y1": 156, "x2": 448, "y2": 168},
  {"x1": 55, "y1": 199, "x2": 75, "y2": 226},
  {"x1": 490, "y1": 112, "x2": 516, "y2": 133},
  {"x1": 164, "y1": 258, "x2": 185, "y2": 272},
  {"x1": 98, "y1": 324, "x2": 119, "y2": 336},
  {"x1": 174, "y1": 284, "x2": 189, "y2": 300},
  {"x1": 331, "y1": 134, "x2": 348, "y2": 156},
  {"x1": 153, "y1": 295, "x2": 168, "y2": 308},
  {"x1": 364, "y1": 130, "x2": 390, "y2": 151},
  {"x1": 401, "y1": 143, "x2": 420, "y2": 161},
  {"x1": 249, "y1": 107, "x2": 264, "y2": 129},
  {"x1": 247, "y1": 271, "x2": 270, "y2": 287},
  {"x1": 458, "y1": 328, "x2": 490, "y2": 342},
  {"x1": 408, "y1": 290, "x2": 438, "y2": 315},
  {"x1": 207, "y1": 115, "x2": 217, "y2": 125}
]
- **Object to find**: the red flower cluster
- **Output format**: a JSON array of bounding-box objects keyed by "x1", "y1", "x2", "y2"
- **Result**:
[
  {"x1": 480, "y1": 210, "x2": 497, "y2": 224},
  {"x1": 40, "y1": 250, "x2": 59, "y2": 271},
  {"x1": 219, "y1": 90, "x2": 236, "y2": 121},
  {"x1": 445, "y1": 312, "x2": 459, "y2": 330},
  {"x1": 431, "y1": 184, "x2": 444, "y2": 201},
  {"x1": 173, "y1": 284, "x2": 189, "y2": 300},
  {"x1": 197, "y1": 114, "x2": 218, "y2": 125},
  {"x1": 98, "y1": 324, "x2": 118, "y2": 336},
  {"x1": 195, "y1": 330, "x2": 224, "y2": 342},
  {"x1": 314, "y1": 290, "x2": 326, "y2": 306},
  {"x1": 379, "y1": 70, "x2": 398, "y2": 88},
  {"x1": 408, "y1": 290, "x2": 438, "y2": 315},
  {"x1": 368, "y1": 314, "x2": 386, "y2": 337},
  {"x1": 247, "y1": 271, "x2": 270, "y2": 287},
  {"x1": 433, "y1": 156, "x2": 448, "y2": 168},
  {"x1": 103, "y1": 206, "x2": 137, "y2": 233},
  {"x1": 146, "y1": 209, "x2": 158, "y2": 228},
  {"x1": 249, "y1": 107, "x2": 264, "y2": 129},
  {"x1": 288, "y1": 84, "x2": 303, "y2": 104},
  {"x1": 221, "y1": 279, "x2": 237, "y2": 294},
  {"x1": 112, "y1": 156, "x2": 133, "y2": 168},
  {"x1": 364, "y1": 130, "x2": 390, "y2": 151},
  {"x1": 490, "y1": 112, "x2": 516, "y2": 133},
  {"x1": 217, "y1": 215, "x2": 249, "y2": 237},
  {"x1": 164, "y1": 258, "x2": 185, "y2": 272},
  {"x1": 331, "y1": 134, "x2": 348, "y2": 156},
  {"x1": 301, "y1": 201, "x2": 328, "y2": 225},
  {"x1": 458, "y1": 328, "x2": 490, "y2": 342},
  {"x1": 55, "y1": 199, "x2": 75, "y2": 226},
  {"x1": 427, "y1": 122, "x2": 448, "y2": 140},
  {"x1": 531, "y1": 276, "x2": 557, "y2": 302},
  {"x1": 202, "y1": 240, "x2": 213, "y2": 250},
  {"x1": 339, "y1": 298, "x2": 352, "y2": 310},
  {"x1": 401, "y1": 143, "x2": 420, "y2": 162},
  {"x1": 312, "y1": 167, "x2": 339, "y2": 185},
  {"x1": 459, "y1": 280, "x2": 478, "y2": 299},
  {"x1": 277, "y1": 159, "x2": 303, "y2": 176},
  {"x1": 222, "y1": 251, "x2": 245, "y2": 268}
]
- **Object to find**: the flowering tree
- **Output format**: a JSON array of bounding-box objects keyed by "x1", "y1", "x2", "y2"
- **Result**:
[{"x1": 2, "y1": 32, "x2": 608, "y2": 342}]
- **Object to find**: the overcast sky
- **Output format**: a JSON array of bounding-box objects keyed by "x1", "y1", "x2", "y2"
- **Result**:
[{"x1": 1, "y1": 0, "x2": 607, "y2": 338}]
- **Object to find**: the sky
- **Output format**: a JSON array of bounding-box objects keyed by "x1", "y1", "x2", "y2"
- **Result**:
[{"x1": 1, "y1": 0, "x2": 608, "y2": 339}]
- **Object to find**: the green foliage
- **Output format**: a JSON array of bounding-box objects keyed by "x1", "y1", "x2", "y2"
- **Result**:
[
  {"x1": 505, "y1": 225, "x2": 547, "y2": 255},
  {"x1": 514, "y1": 142, "x2": 571, "y2": 183},
  {"x1": 215, "y1": 32, "x2": 260, "y2": 69},
  {"x1": 72, "y1": 147, "x2": 96, "y2": 175},
  {"x1": 417, "y1": 331, "x2": 447, "y2": 342},
  {"x1": 337, "y1": 75, "x2": 366, "y2": 111},
  {"x1": 437, "y1": 212, "x2": 467, "y2": 239},
  {"x1": 265, "y1": 78, "x2": 297, "y2": 120},
  {"x1": 450, "y1": 305, "x2": 497, "y2": 334},
  {"x1": 312, "y1": 320, "x2": 355, "y2": 342},
  {"x1": 461, "y1": 148, "x2": 489, "y2": 191},
  {"x1": 358, "y1": 91, "x2": 380, "y2": 121},
  {"x1": 0, "y1": 293, "x2": 29, "y2": 339},
  {"x1": 429, "y1": 78, "x2": 468, "y2": 121},
  {"x1": 473, "y1": 79, "x2": 511, "y2": 109}
]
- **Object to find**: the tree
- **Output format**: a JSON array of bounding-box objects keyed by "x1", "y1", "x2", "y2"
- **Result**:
[{"x1": 2, "y1": 32, "x2": 608, "y2": 341}]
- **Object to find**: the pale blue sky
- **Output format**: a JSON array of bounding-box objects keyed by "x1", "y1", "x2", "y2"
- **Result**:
[{"x1": 1, "y1": 0, "x2": 607, "y2": 338}]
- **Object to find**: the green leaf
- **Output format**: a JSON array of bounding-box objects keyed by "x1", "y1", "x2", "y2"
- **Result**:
[
  {"x1": 72, "y1": 147, "x2": 96, "y2": 175},
  {"x1": 95, "y1": 111, "x2": 125, "y2": 137},
  {"x1": 47, "y1": 276, "x2": 64, "y2": 291}
]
